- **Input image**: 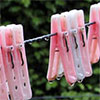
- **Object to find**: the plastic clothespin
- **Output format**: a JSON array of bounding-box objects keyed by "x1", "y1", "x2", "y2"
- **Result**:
[
  {"x1": 12, "y1": 25, "x2": 32, "y2": 100},
  {"x1": 97, "y1": 3, "x2": 100, "y2": 52},
  {"x1": 59, "y1": 12, "x2": 77, "y2": 84},
  {"x1": 76, "y1": 10, "x2": 92, "y2": 77},
  {"x1": 47, "y1": 14, "x2": 64, "y2": 82},
  {"x1": 0, "y1": 25, "x2": 24, "y2": 100},
  {"x1": 88, "y1": 4, "x2": 100, "y2": 64},
  {"x1": 68, "y1": 10, "x2": 85, "y2": 82},
  {"x1": 0, "y1": 26, "x2": 9, "y2": 100}
]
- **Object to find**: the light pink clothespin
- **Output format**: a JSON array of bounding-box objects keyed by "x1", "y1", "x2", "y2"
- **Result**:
[
  {"x1": 12, "y1": 25, "x2": 32, "y2": 100},
  {"x1": 59, "y1": 13, "x2": 77, "y2": 84},
  {"x1": 0, "y1": 26, "x2": 9, "y2": 100},
  {"x1": 0, "y1": 25, "x2": 24, "y2": 100},
  {"x1": 76, "y1": 10, "x2": 92, "y2": 77},
  {"x1": 68, "y1": 10, "x2": 85, "y2": 82},
  {"x1": 88, "y1": 4, "x2": 100, "y2": 64}
]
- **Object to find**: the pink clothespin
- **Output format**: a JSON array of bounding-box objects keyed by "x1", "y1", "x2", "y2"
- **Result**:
[
  {"x1": 47, "y1": 14, "x2": 64, "y2": 82},
  {"x1": 88, "y1": 4, "x2": 100, "y2": 64},
  {"x1": 12, "y1": 25, "x2": 32, "y2": 100},
  {"x1": 0, "y1": 25, "x2": 24, "y2": 100},
  {"x1": 0, "y1": 26, "x2": 9, "y2": 100},
  {"x1": 76, "y1": 10, "x2": 92, "y2": 77},
  {"x1": 68, "y1": 10, "x2": 85, "y2": 82},
  {"x1": 59, "y1": 12, "x2": 77, "y2": 84},
  {"x1": 97, "y1": 3, "x2": 100, "y2": 54}
]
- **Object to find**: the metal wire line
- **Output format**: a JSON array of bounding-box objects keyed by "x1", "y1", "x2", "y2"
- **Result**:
[{"x1": 24, "y1": 22, "x2": 95, "y2": 44}]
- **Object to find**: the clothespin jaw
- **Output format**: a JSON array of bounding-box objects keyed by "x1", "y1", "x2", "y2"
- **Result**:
[
  {"x1": 88, "y1": 4, "x2": 100, "y2": 64},
  {"x1": 76, "y1": 10, "x2": 92, "y2": 77},
  {"x1": 12, "y1": 25, "x2": 32, "y2": 99},
  {"x1": 0, "y1": 26, "x2": 9, "y2": 100}
]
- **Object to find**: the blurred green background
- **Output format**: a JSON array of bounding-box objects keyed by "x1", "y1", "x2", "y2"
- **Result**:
[{"x1": 0, "y1": 0, "x2": 100, "y2": 100}]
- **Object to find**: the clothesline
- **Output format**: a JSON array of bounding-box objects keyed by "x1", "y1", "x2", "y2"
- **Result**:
[{"x1": 24, "y1": 21, "x2": 95, "y2": 44}]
